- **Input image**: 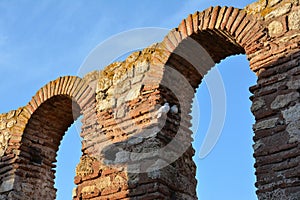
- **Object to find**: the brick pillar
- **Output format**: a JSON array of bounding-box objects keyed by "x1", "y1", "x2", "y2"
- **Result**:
[
  {"x1": 246, "y1": 1, "x2": 300, "y2": 199},
  {"x1": 250, "y1": 52, "x2": 300, "y2": 199},
  {"x1": 74, "y1": 46, "x2": 198, "y2": 199}
]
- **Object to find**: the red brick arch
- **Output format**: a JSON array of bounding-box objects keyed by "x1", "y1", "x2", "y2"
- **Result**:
[
  {"x1": 10, "y1": 76, "x2": 95, "y2": 199},
  {"x1": 72, "y1": 6, "x2": 269, "y2": 199},
  {"x1": 154, "y1": 6, "x2": 265, "y2": 79},
  {"x1": 131, "y1": 6, "x2": 265, "y2": 199},
  {"x1": 139, "y1": 5, "x2": 299, "y2": 199}
]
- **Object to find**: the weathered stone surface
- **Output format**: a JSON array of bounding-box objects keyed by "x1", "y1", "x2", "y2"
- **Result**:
[
  {"x1": 259, "y1": 189, "x2": 291, "y2": 200},
  {"x1": 0, "y1": 122, "x2": 5, "y2": 130},
  {"x1": 268, "y1": 21, "x2": 284, "y2": 36},
  {"x1": 271, "y1": 92, "x2": 299, "y2": 109},
  {"x1": 95, "y1": 177, "x2": 111, "y2": 190},
  {"x1": 81, "y1": 185, "x2": 96, "y2": 194},
  {"x1": 0, "y1": 179, "x2": 14, "y2": 193},
  {"x1": 76, "y1": 156, "x2": 97, "y2": 177},
  {"x1": 6, "y1": 110, "x2": 15, "y2": 120},
  {"x1": 125, "y1": 85, "x2": 141, "y2": 102},
  {"x1": 116, "y1": 80, "x2": 131, "y2": 94},
  {"x1": 0, "y1": 131, "x2": 10, "y2": 157},
  {"x1": 130, "y1": 150, "x2": 160, "y2": 162},
  {"x1": 113, "y1": 68, "x2": 128, "y2": 85},
  {"x1": 286, "y1": 121, "x2": 300, "y2": 143},
  {"x1": 253, "y1": 118, "x2": 278, "y2": 131},
  {"x1": 115, "y1": 105, "x2": 126, "y2": 118},
  {"x1": 127, "y1": 137, "x2": 144, "y2": 145},
  {"x1": 265, "y1": 3, "x2": 292, "y2": 19},
  {"x1": 253, "y1": 139, "x2": 264, "y2": 150},
  {"x1": 115, "y1": 150, "x2": 130, "y2": 163},
  {"x1": 282, "y1": 104, "x2": 300, "y2": 123},
  {"x1": 288, "y1": 9, "x2": 300, "y2": 30},
  {"x1": 97, "y1": 77, "x2": 112, "y2": 92},
  {"x1": 269, "y1": 0, "x2": 282, "y2": 7},
  {"x1": 279, "y1": 33, "x2": 300, "y2": 42},
  {"x1": 82, "y1": 70, "x2": 99, "y2": 87},
  {"x1": 287, "y1": 79, "x2": 300, "y2": 89},
  {"x1": 135, "y1": 60, "x2": 149, "y2": 75},
  {"x1": 251, "y1": 98, "x2": 265, "y2": 112},
  {"x1": 132, "y1": 74, "x2": 144, "y2": 84},
  {"x1": 97, "y1": 98, "x2": 116, "y2": 111},
  {"x1": 280, "y1": 103, "x2": 300, "y2": 143},
  {"x1": 117, "y1": 95, "x2": 125, "y2": 107},
  {"x1": 245, "y1": 0, "x2": 267, "y2": 14},
  {"x1": 6, "y1": 119, "x2": 16, "y2": 128}
]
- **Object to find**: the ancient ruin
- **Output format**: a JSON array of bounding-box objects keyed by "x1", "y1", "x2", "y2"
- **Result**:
[{"x1": 0, "y1": 0, "x2": 299, "y2": 199}]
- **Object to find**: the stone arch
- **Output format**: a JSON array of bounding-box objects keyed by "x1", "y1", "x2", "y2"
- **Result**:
[{"x1": 10, "y1": 76, "x2": 95, "y2": 199}]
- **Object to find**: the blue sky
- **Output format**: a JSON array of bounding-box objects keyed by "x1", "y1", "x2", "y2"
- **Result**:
[{"x1": 0, "y1": 0, "x2": 257, "y2": 199}]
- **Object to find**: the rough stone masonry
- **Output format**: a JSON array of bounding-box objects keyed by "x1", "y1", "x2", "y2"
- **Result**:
[{"x1": 0, "y1": 0, "x2": 300, "y2": 199}]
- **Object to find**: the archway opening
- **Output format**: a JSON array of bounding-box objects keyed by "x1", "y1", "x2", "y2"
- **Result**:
[
  {"x1": 159, "y1": 8, "x2": 262, "y2": 196},
  {"x1": 192, "y1": 54, "x2": 257, "y2": 199},
  {"x1": 17, "y1": 95, "x2": 82, "y2": 199},
  {"x1": 54, "y1": 118, "x2": 82, "y2": 199}
]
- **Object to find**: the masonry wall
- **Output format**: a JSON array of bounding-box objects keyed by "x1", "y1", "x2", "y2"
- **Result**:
[{"x1": 0, "y1": 0, "x2": 299, "y2": 199}]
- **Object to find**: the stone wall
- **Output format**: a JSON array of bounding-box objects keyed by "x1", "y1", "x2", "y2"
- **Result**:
[{"x1": 0, "y1": 0, "x2": 299, "y2": 199}]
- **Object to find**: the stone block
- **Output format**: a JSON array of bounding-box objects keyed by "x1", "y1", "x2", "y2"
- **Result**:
[
  {"x1": 125, "y1": 85, "x2": 141, "y2": 102},
  {"x1": 115, "y1": 150, "x2": 130, "y2": 163},
  {"x1": 265, "y1": 3, "x2": 292, "y2": 19},
  {"x1": 0, "y1": 178, "x2": 14, "y2": 193},
  {"x1": 6, "y1": 110, "x2": 15, "y2": 120},
  {"x1": 135, "y1": 60, "x2": 149, "y2": 75},
  {"x1": 0, "y1": 122, "x2": 6, "y2": 130},
  {"x1": 115, "y1": 80, "x2": 131, "y2": 94},
  {"x1": 97, "y1": 98, "x2": 116, "y2": 111},
  {"x1": 282, "y1": 103, "x2": 300, "y2": 123},
  {"x1": 6, "y1": 119, "x2": 16, "y2": 128},
  {"x1": 286, "y1": 121, "x2": 300, "y2": 143},
  {"x1": 251, "y1": 98, "x2": 266, "y2": 112},
  {"x1": 132, "y1": 74, "x2": 144, "y2": 84},
  {"x1": 97, "y1": 77, "x2": 112, "y2": 92},
  {"x1": 253, "y1": 118, "x2": 278, "y2": 131},
  {"x1": 268, "y1": 21, "x2": 284, "y2": 36},
  {"x1": 269, "y1": 0, "x2": 282, "y2": 7},
  {"x1": 287, "y1": 79, "x2": 300, "y2": 89},
  {"x1": 245, "y1": 0, "x2": 267, "y2": 14},
  {"x1": 288, "y1": 9, "x2": 300, "y2": 30},
  {"x1": 271, "y1": 92, "x2": 299, "y2": 109}
]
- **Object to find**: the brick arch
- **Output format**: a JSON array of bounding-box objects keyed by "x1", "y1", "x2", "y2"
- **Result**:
[
  {"x1": 154, "y1": 6, "x2": 265, "y2": 86},
  {"x1": 11, "y1": 76, "x2": 95, "y2": 199},
  {"x1": 102, "y1": 6, "x2": 266, "y2": 199},
  {"x1": 153, "y1": 6, "x2": 264, "y2": 198},
  {"x1": 138, "y1": 5, "x2": 300, "y2": 199},
  {"x1": 72, "y1": 7, "x2": 268, "y2": 199},
  {"x1": 1, "y1": 2, "x2": 300, "y2": 200}
]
